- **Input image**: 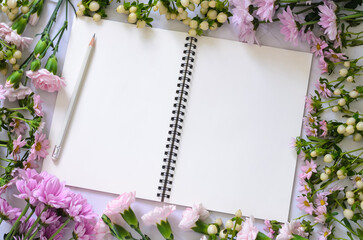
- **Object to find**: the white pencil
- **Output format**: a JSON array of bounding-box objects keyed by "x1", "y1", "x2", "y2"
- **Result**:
[{"x1": 52, "y1": 34, "x2": 96, "y2": 161}]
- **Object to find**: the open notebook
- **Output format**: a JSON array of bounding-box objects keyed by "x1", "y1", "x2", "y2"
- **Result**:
[{"x1": 42, "y1": 17, "x2": 312, "y2": 222}]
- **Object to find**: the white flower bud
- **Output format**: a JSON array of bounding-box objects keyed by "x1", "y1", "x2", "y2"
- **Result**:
[
  {"x1": 217, "y1": 12, "x2": 228, "y2": 23},
  {"x1": 12, "y1": 64, "x2": 19, "y2": 70},
  {"x1": 8, "y1": 12, "x2": 15, "y2": 21},
  {"x1": 136, "y1": 20, "x2": 146, "y2": 28},
  {"x1": 219, "y1": 229, "x2": 227, "y2": 238},
  {"x1": 1, "y1": 6, "x2": 8, "y2": 12},
  {"x1": 323, "y1": 154, "x2": 333, "y2": 163},
  {"x1": 215, "y1": 218, "x2": 222, "y2": 226},
  {"x1": 79, "y1": 4, "x2": 86, "y2": 12},
  {"x1": 209, "y1": 0, "x2": 216, "y2": 8},
  {"x1": 199, "y1": 21, "x2": 209, "y2": 30},
  {"x1": 339, "y1": 68, "x2": 348, "y2": 77},
  {"x1": 343, "y1": 209, "x2": 354, "y2": 220},
  {"x1": 320, "y1": 173, "x2": 329, "y2": 181},
  {"x1": 128, "y1": 12, "x2": 137, "y2": 23},
  {"x1": 179, "y1": 11, "x2": 188, "y2": 19},
  {"x1": 177, "y1": 7, "x2": 183, "y2": 13},
  {"x1": 235, "y1": 209, "x2": 242, "y2": 218},
  {"x1": 347, "y1": 198, "x2": 355, "y2": 205},
  {"x1": 200, "y1": 7, "x2": 208, "y2": 14},
  {"x1": 181, "y1": 0, "x2": 189, "y2": 8},
  {"x1": 89, "y1": 1, "x2": 100, "y2": 11},
  {"x1": 165, "y1": 12, "x2": 171, "y2": 20},
  {"x1": 156, "y1": 1, "x2": 163, "y2": 8},
  {"x1": 188, "y1": 29, "x2": 196, "y2": 37},
  {"x1": 9, "y1": 57, "x2": 16, "y2": 65},
  {"x1": 359, "y1": 192, "x2": 363, "y2": 201},
  {"x1": 153, "y1": 6, "x2": 158, "y2": 11},
  {"x1": 170, "y1": 13, "x2": 176, "y2": 19},
  {"x1": 11, "y1": 7, "x2": 18, "y2": 14},
  {"x1": 354, "y1": 133, "x2": 362, "y2": 142},
  {"x1": 76, "y1": 10, "x2": 84, "y2": 16},
  {"x1": 235, "y1": 224, "x2": 242, "y2": 232},
  {"x1": 344, "y1": 131, "x2": 351, "y2": 137},
  {"x1": 332, "y1": 106, "x2": 339, "y2": 112},
  {"x1": 338, "y1": 174, "x2": 347, "y2": 180},
  {"x1": 347, "y1": 117, "x2": 356, "y2": 125},
  {"x1": 188, "y1": 3, "x2": 195, "y2": 11},
  {"x1": 189, "y1": 20, "x2": 198, "y2": 29},
  {"x1": 207, "y1": 10, "x2": 217, "y2": 20},
  {"x1": 129, "y1": 6, "x2": 137, "y2": 13},
  {"x1": 77, "y1": 1, "x2": 82, "y2": 6},
  {"x1": 357, "y1": 122, "x2": 363, "y2": 131},
  {"x1": 13, "y1": 50, "x2": 22, "y2": 59},
  {"x1": 158, "y1": 5, "x2": 167, "y2": 15},
  {"x1": 225, "y1": 219, "x2": 233, "y2": 229},
  {"x1": 325, "y1": 168, "x2": 331, "y2": 175},
  {"x1": 0, "y1": 51, "x2": 4, "y2": 60},
  {"x1": 183, "y1": 18, "x2": 191, "y2": 25},
  {"x1": 7, "y1": 0, "x2": 17, "y2": 9},
  {"x1": 349, "y1": 90, "x2": 359, "y2": 98},
  {"x1": 357, "y1": 180, "x2": 363, "y2": 189},
  {"x1": 21, "y1": 6, "x2": 29, "y2": 14},
  {"x1": 338, "y1": 98, "x2": 346, "y2": 106},
  {"x1": 193, "y1": 0, "x2": 200, "y2": 4},
  {"x1": 337, "y1": 169, "x2": 344, "y2": 176},
  {"x1": 117, "y1": 5, "x2": 126, "y2": 13},
  {"x1": 200, "y1": 1, "x2": 209, "y2": 8},
  {"x1": 209, "y1": 22, "x2": 218, "y2": 30},
  {"x1": 0, "y1": 67, "x2": 7, "y2": 75},
  {"x1": 93, "y1": 13, "x2": 101, "y2": 21},
  {"x1": 346, "y1": 191, "x2": 355, "y2": 199},
  {"x1": 346, "y1": 125, "x2": 355, "y2": 135},
  {"x1": 347, "y1": 76, "x2": 354, "y2": 82},
  {"x1": 334, "y1": 89, "x2": 341, "y2": 95},
  {"x1": 344, "y1": 61, "x2": 351, "y2": 68},
  {"x1": 207, "y1": 224, "x2": 218, "y2": 235},
  {"x1": 310, "y1": 150, "x2": 317, "y2": 158}
]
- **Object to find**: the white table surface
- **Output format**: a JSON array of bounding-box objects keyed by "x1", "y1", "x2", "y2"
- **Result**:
[{"x1": 1, "y1": 0, "x2": 359, "y2": 239}]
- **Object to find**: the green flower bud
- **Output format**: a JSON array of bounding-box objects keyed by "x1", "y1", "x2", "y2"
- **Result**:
[
  {"x1": 33, "y1": 37, "x2": 49, "y2": 56},
  {"x1": 121, "y1": 208, "x2": 139, "y2": 229},
  {"x1": 6, "y1": 69, "x2": 24, "y2": 88},
  {"x1": 30, "y1": 59, "x2": 41, "y2": 72},
  {"x1": 45, "y1": 55, "x2": 58, "y2": 75},
  {"x1": 156, "y1": 220, "x2": 174, "y2": 240},
  {"x1": 11, "y1": 15, "x2": 28, "y2": 34}
]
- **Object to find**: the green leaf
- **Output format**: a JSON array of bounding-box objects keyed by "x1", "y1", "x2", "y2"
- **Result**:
[
  {"x1": 101, "y1": 214, "x2": 133, "y2": 240},
  {"x1": 344, "y1": 0, "x2": 363, "y2": 9},
  {"x1": 256, "y1": 231, "x2": 272, "y2": 240},
  {"x1": 357, "y1": 228, "x2": 363, "y2": 238},
  {"x1": 156, "y1": 220, "x2": 174, "y2": 240},
  {"x1": 121, "y1": 208, "x2": 139, "y2": 229},
  {"x1": 291, "y1": 234, "x2": 309, "y2": 240},
  {"x1": 342, "y1": 218, "x2": 355, "y2": 233}
]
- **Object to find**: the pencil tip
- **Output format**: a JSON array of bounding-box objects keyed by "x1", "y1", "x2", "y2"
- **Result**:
[{"x1": 89, "y1": 34, "x2": 96, "y2": 46}]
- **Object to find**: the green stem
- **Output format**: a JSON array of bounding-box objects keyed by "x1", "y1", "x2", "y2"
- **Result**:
[
  {"x1": 29, "y1": 225, "x2": 42, "y2": 240},
  {"x1": 5, "y1": 203, "x2": 30, "y2": 240},
  {"x1": 48, "y1": 218, "x2": 71, "y2": 240},
  {"x1": 331, "y1": 216, "x2": 359, "y2": 237},
  {"x1": 24, "y1": 205, "x2": 49, "y2": 239}
]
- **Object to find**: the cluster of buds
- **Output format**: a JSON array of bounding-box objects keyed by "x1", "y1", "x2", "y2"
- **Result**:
[
  {"x1": 336, "y1": 116, "x2": 363, "y2": 141},
  {"x1": 116, "y1": 0, "x2": 231, "y2": 35},
  {"x1": 0, "y1": 45, "x2": 22, "y2": 74},
  {"x1": 1, "y1": 0, "x2": 42, "y2": 24},
  {"x1": 77, "y1": 0, "x2": 109, "y2": 22}
]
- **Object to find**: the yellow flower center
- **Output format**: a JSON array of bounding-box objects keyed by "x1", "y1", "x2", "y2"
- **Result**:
[
  {"x1": 307, "y1": 167, "x2": 312, "y2": 173},
  {"x1": 14, "y1": 146, "x2": 19, "y2": 154},
  {"x1": 35, "y1": 142, "x2": 42, "y2": 152},
  {"x1": 305, "y1": 185, "x2": 309, "y2": 191},
  {"x1": 316, "y1": 43, "x2": 321, "y2": 50},
  {"x1": 324, "y1": 231, "x2": 329, "y2": 237},
  {"x1": 332, "y1": 54, "x2": 338, "y2": 59},
  {"x1": 309, "y1": 117, "x2": 315, "y2": 123},
  {"x1": 14, "y1": 119, "x2": 20, "y2": 128},
  {"x1": 320, "y1": 200, "x2": 325, "y2": 206},
  {"x1": 304, "y1": 201, "x2": 310, "y2": 207},
  {"x1": 355, "y1": 176, "x2": 361, "y2": 182}
]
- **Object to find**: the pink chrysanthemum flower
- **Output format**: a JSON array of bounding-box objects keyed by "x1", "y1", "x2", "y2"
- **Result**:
[
  {"x1": 320, "y1": 120, "x2": 328, "y2": 137},
  {"x1": 0, "y1": 197, "x2": 21, "y2": 223},
  {"x1": 254, "y1": 0, "x2": 277, "y2": 22},
  {"x1": 315, "y1": 192, "x2": 328, "y2": 213},
  {"x1": 305, "y1": 126, "x2": 318, "y2": 137},
  {"x1": 300, "y1": 160, "x2": 317, "y2": 180},
  {"x1": 318, "y1": 226, "x2": 332, "y2": 240},
  {"x1": 66, "y1": 192, "x2": 97, "y2": 222},
  {"x1": 0, "y1": 23, "x2": 33, "y2": 50},
  {"x1": 26, "y1": 69, "x2": 66, "y2": 92},
  {"x1": 73, "y1": 220, "x2": 97, "y2": 240},
  {"x1": 237, "y1": 216, "x2": 259, "y2": 240},
  {"x1": 276, "y1": 220, "x2": 308, "y2": 240},
  {"x1": 315, "y1": 81, "x2": 332, "y2": 98},
  {"x1": 231, "y1": 0, "x2": 258, "y2": 44},
  {"x1": 299, "y1": 179, "x2": 311, "y2": 195},
  {"x1": 325, "y1": 49, "x2": 347, "y2": 63},
  {"x1": 142, "y1": 205, "x2": 176, "y2": 226},
  {"x1": 297, "y1": 196, "x2": 314, "y2": 215},
  {"x1": 10, "y1": 119, "x2": 27, "y2": 136},
  {"x1": 303, "y1": 113, "x2": 317, "y2": 126},
  {"x1": 278, "y1": 6, "x2": 299, "y2": 46},
  {"x1": 11, "y1": 135, "x2": 26, "y2": 160},
  {"x1": 263, "y1": 219, "x2": 275, "y2": 238},
  {"x1": 33, "y1": 94, "x2": 44, "y2": 117},
  {"x1": 179, "y1": 203, "x2": 210, "y2": 231},
  {"x1": 39, "y1": 220, "x2": 64, "y2": 240},
  {"x1": 319, "y1": 56, "x2": 328, "y2": 73},
  {"x1": 4, "y1": 81, "x2": 32, "y2": 102},
  {"x1": 311, "y1": 38, "x2": 328, "y2": 57},
  {"x1": 318, "y1": 2, "x2": 337, "y2": 41},
  {"x1": 29, "y1": 132, "x2": 50, "y2": 160},
  {"x1": 305, "y1": 95, "x2": 315, "y2": 114},
  {"x1": 0, "y1": 85, "x2": 6, "y2": 100}
]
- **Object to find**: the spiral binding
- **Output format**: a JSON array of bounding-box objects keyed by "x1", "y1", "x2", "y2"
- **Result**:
[{"x1": 157, "y1": 36, "x2": 197, "y2": 202}]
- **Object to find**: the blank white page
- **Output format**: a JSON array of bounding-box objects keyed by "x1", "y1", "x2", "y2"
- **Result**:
[
  {"x1": 170, "y1": 36, "x2": 311, "y2": 221},
  {"x1": 42, "y1": 17, "x2": 188, "y2": 201}
]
